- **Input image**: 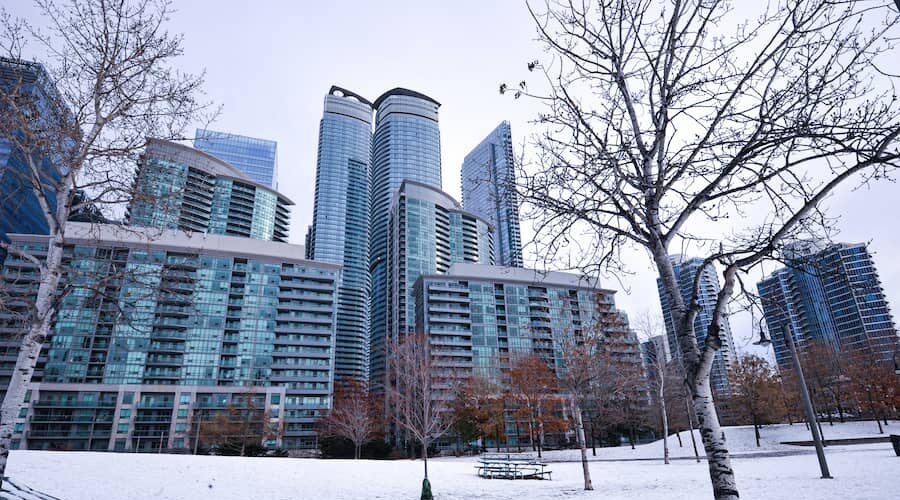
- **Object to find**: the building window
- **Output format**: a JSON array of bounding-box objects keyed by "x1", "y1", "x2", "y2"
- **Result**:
[
  {"x1": 174, "y1": 423, "x2": 186, "y2": 432},
  {"x1": 117, "y1": 424, "x2": 129, "y2": 433},
  {"x1": 18, "y1": 408, "x2": 27, "y2": 418},
  {"x1": 14, "y1": 423, "x2": 23, "y2": 433},
  {"x1": 115, "y1": 439, "x2": 126, "y2": 451},
  {"x1": 270, "y1": 394, "x2": 280, "y2": 405},
  {"x1": 177, "y1": 409, "x2": 188, "y2": 418},
  {"x1": 173, "y1": 438, "x2": 185, "y2": 449},
  {"x1": 180, "y1": 393, "x2": 191, "y2": 404},
  {"x1": 122, "y1": 392, "x2": 134, "y2": 404},
  {"x1": 10, "y1": 440, "x2": 20, "y2": 450},
  {"x1": 119, "y1": 409, "x2": 131, "y2": 418}
]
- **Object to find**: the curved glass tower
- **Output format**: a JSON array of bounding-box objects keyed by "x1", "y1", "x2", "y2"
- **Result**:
[
  {"x1": 308, "y1": 86, "x2": 373, "y2": 381},
  {"x1": 127, "y1": 139, "x2": 291, "y2": 242},
  {"x1": 368, "y1": 88, "x2": 442, "y2": 384}
]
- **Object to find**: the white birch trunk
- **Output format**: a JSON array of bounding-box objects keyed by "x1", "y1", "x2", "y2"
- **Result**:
[
  {"x1": 0, "y1": 232, "x2": 65, "y2": 485},
  {"x1": 655, "y1": 249, "x2": 738, "y2": 499},
  {"x1": 571, "y1": 398, "x2": 593, "y2": 491}
]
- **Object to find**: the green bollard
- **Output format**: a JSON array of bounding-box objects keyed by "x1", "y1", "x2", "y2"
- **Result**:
[{"x1": 420, "y1": 478, "x2": 433, "y2": 500}]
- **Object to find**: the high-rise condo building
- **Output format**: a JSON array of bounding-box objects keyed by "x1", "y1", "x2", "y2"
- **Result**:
[
  {"x1": 370, "y1": 181, "x2": 493, "y2": 393},
  {"x1": 656, "y1": 255, "x2": 736, "y2": 396},
  {"x1": 461, "y1": 121, "x2": 523, "y2": 267},
  {"x1": 307, "y1": 87, "x2": 374, "y2": 381},
  {"x1": 757, "y1": 241, "x2": 898, "y2": 368},
  {"x1": 127, "y1": 139, "x2": 291, "y2": 242},
  {"x1": 194, "y1": 129, "x2": 278, "y2": 189},
  {"x1": 415, "y1": 263, "x2": 642, "y2": 448},
  {"x1": 0, "y1": 58, "x2": 64, "y2": 264},
  {"x1": 368, "y1": 88, "x2": 442, "y2": 384},
  {"x1": 1, "y1": 223, "x2": 340, "y2": 451}
]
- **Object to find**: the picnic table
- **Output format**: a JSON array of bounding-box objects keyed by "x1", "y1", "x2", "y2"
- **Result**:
[{"x1": 475, "y1": 453, "x2": 552, "y2": 480}]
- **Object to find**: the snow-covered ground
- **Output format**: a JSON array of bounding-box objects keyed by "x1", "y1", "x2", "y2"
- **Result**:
[
  {"x1": 2, "y1": 421, "x2": 897, "y2": 500},
  {"x1": 535, "y1": 419, "x2": 899, "y2": 461}
]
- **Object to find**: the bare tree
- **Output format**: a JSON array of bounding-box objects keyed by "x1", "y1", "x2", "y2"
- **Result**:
[
  {"x1": 508, "y1": 354, "x2": 563, "y2": 458},
  {"x1": 318, "y1": 379, "x2": 381, "y2": 459},
  {"x1": 846, "y1": 348, "x2": 899, "y2": 433},
  {"x1": 728, "y1": 354, "x2": 786, "y2": 447},
  {"x1": 0, "y1": 0, "x2": 212, "y2": 483},
  {"x1": 388, "y1": 333, "x2": 455, "y2": 497},
  {"x1": 634, "y1": 313, "x2": 671, "y2": 463},
  {"x1": 507, "y1": 1, "x2": 900, "y2": 497}
]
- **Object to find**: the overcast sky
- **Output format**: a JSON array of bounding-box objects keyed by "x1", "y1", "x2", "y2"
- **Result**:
[{"x1": 14, "y1": 0, "x2": 900, "y2": 356}]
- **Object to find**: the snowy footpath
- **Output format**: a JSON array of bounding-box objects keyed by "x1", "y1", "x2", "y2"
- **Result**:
[{"x1": 2, "y1": 422, "x2": 897, "y2": 500}]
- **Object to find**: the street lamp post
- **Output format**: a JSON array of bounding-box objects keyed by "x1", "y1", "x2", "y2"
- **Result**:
[{"x1": 755, "y1": 327, "x2": 832, "y2": 479}]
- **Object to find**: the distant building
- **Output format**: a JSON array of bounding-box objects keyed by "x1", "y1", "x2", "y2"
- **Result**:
[
  {"x1": 640, "y1": 335, "x2": 670, "y2": 370},
  {"x1": 656, "y1": 255, "x2": 736, "y2": 396},
  {"x1": 368, "y1": 88, "x2": 443, "y2": 386},
  {"x1": 0, "y1": 57, "x2": 64, "y2": 264},
  {"x1": 461, "y1": 121, "x2": 523, "y2": 267},
  {"x1": 1, "y1": 223, "x2": 340, "y2": 451},
  {"x1": 369, "y1": 181, "x2": 493, "y2": 394},
  {"x1": 757, "y1": 241, "x2": 898, "y2": 367},
  {"x1": 194, "y1": 129, "x2": 278, "y2": 189},
  {"x1": 306, "y1": 87, "x2": 374, "y2": 382},
  {"x1": 127, "y1": 139, "x2": 291, "y2": 242}
]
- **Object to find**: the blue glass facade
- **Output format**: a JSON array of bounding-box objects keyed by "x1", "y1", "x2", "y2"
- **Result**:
[
  {"x1": 194, "y1": 129, "x2": 278, "y2": 189},
  {"x1": 0, "y1": 58, "x2": 63, "y2": 264},
  {"x1": 1, "y1": 223, "x2": 340, "y2": 450},
  {"x1": 461, "y1": 121, "x2": 523, "y2": 267},
  {"x1": 370, "y1": 181, "x2": 493, "y2": 393},
  {"x1": 656, "y1": 255, "x2": 736, "y2": 396},
  {"x1": 757, "y1": 242, "x2": 898, "y2": 367},
  {"x1": 368, "y1": 89, "x2": 442, "y2": 386},
  {"x1": 128, "y1": 139, "x2": 291, "y2": 242},
  {"x1": 308, "y1": 87, "x2": 373, "y2": 381}
]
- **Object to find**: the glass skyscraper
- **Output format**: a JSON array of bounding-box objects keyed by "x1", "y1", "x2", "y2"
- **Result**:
[
  {"x1": 1, "y1": 222, "x2": 340, "y2": 451},
  {"x1": 656, "y1": 255, "x2": 737, "y2": 396},
  {"x1": 128, "y1": 139, "x2": 291, "y2": 242},
  {"x1": 461, "y1": 121, "x2": 523, "y2": 267},
  {"x1": 194, "y1": 129, "x2": 278, "y2": 189},
  {"x1": 757, "y1": 241, "x2": 898, "y2": 368},
  {"x1": 368, "y1": 88, "x2": 442, "y2": 384},
  {"x1": 0, "y1": 58, "x2": 63, "y2": 264},
  {"x1": 370, "y1": 181, "x2": 493, "y2": 393},
  {"x1": 307, "y1": 86, "x2": 373, "y2": 381}
]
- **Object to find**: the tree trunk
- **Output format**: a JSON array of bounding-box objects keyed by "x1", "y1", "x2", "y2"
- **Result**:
[
  {"x1": 694, "y1": 381, "x2": 739, "y2": 499},
  {"x1": 422, "y1": 439, "x2": 429, "y2": 479},
  {"x1": 657, "y1": 250, "x2": 737, "y2": 497},
  {"x1": 629, "y1": 425, "x2": 636, "y2": 450},
  {"x1": 571, "y1": 398, "x2": 593, "y2": 491},
  {"x1": 686, "y1": 397, "x2": 700, "y2": 463},
  {"x1": 0, "y1": 233, "x2": 64, "y2": 487},
  {"x1": 537, "y1": 405, "x2": 544, "y2": 459},
  {"x1": 753, "y1": 415, "x2": 760, "y2": 447},
  {"x1": 676, "y1": 430, "x2": 683, "y2": 447},
  {"x1": 661, "y1": 398, "x2": 670, "y2": 464}
]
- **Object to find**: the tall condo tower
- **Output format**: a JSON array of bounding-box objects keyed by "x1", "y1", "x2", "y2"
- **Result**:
[
  {"x1": 757, "y1": 241, "x2": 898, "y2": 368},
  {"x1": 656, "y1": 255, "x2": 737, "y2": 396},
  {"x1": 307, "y1": 86, "x2": 374, "y2": 381},
  {"x1": 368, "y1": 88, "x2": 442, "y2": 383},
  {"x1": 461, "y1": 121, "x2": 523, "y2": 267},
  {"x1": 0, "y1": 57, "x2": 64, "y2": 265},
  {"x1": 194, "y1": 129, "x2": 278, "y2": 189},
  {"x1": 127, "y1": 139, "x2": 291, "y2": 242}
]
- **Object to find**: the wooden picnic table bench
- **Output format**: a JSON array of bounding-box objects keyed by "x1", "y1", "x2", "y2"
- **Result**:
[{"x1": 475, "y1": 454, "x2": 552, "y2": 480}]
